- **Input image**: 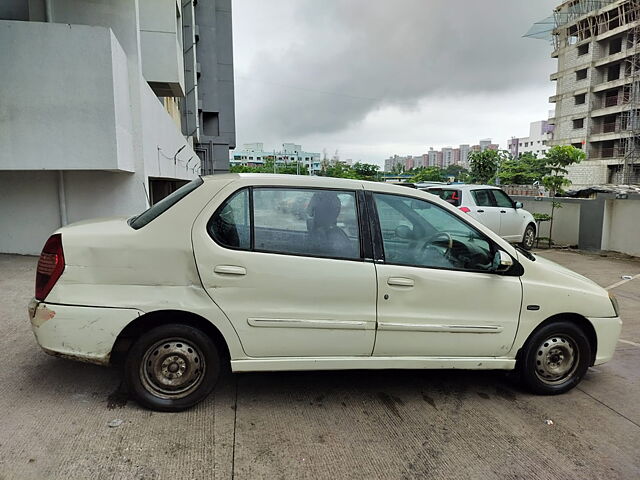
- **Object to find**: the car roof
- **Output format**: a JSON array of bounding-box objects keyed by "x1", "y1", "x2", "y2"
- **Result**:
[
  {"x1": 200, "y1": 173, "x2": 460, "y2": 208},
  {"x1": 422, "y1": 184, "x2": 500, "y2": 191},
  {"x1": 201, "y1": 173, "x2": 418, "y2": 192}
]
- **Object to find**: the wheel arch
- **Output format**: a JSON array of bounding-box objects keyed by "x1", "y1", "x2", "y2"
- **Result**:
[
  {"x1": 111, "y1": 309, "x2": 231, "y2": 365},
  {"x1": 517, "y1": 313, "x2": 597, "y2": 366}
]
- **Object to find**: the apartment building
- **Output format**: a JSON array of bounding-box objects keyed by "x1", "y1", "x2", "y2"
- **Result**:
[
  {"x1": 0, "y1": 0, "x2": 235, "y2": 254},
  {"x1": 508, "y1": 120, "x2": 555, "y2": 158},
  {"x1": 232, "y1": 143, "x2": 322, "y2": 173},
  {"x1": 549, "y1": 0, "x2": 640, "y2": 185}
]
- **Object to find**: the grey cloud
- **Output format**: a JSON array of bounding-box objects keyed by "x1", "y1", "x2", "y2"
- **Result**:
[{"x1": 234, "y1": 0, "x2": 557, "y2": 139}]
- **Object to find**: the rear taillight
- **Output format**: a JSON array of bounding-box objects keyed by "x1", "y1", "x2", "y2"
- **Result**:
[
  {"x1": 35, "y1": 234, "x2": 65, "y2": 301},
  {"x1": 459, "y1": 206, "x2": 471, "y2": 213}
]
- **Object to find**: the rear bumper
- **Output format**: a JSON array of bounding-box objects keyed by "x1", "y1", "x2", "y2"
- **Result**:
[
  {"x1": 590, "y1": 316, "x2": 623, "y2": 365},
  {"x1": 28, "y1": 298, "x2": 141, "y2": 365}
]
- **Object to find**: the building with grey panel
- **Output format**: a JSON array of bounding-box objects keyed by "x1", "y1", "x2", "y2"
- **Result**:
[{"x1": 0, "y1": 0, "x2": 235, "y2": 254}]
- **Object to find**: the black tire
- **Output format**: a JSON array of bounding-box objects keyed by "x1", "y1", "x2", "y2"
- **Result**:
[
  {"x1": 521, "y1": 223, "x2": 536, "y2": 250},
  {"x1": 124, "y1": 324, "x2": 220, "y2": 411},
  {"x1": 519, "y1": 321, "x2": 591, "y2": 395}
]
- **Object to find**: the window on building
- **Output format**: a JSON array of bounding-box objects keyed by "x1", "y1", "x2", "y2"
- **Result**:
[
  {"x1": 577, "y1": 43, "x2": 589, "y2": 56},
  {"x1": 608, "y1": 63, "x2": 621, "y2": 81},
  {"x1": 542, "y1": 140, "x2": 547, "y2": 145},
  {"x1": 573, "y1": 118, "x2": 585, "y2": 129},
  {"x1": 576, "y1": 68, "x2": 588, "y2": 80},
  {"x1": 202, "y1": 112, "x2": 220, "y2": 137},
  {"x1": 575, "y1": 93, "x2": 586, "y2": 105},
  {"x1": 572, "y1": 142, "x2": 583, "y2": 150},
  {"x1": 610, "y1": 37, "x2": 623, "y2": 54}
]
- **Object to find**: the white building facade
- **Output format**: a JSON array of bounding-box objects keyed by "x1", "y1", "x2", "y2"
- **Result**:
[
  {"x1": 508, "y1": 120, "x2": 555, "y2": 158},
  {"x1": 232, "y1": 143, "x2": 322, "y2": 173},
  {"x1": 0, "y1": 0, "x2": 235, "y2": 254}
]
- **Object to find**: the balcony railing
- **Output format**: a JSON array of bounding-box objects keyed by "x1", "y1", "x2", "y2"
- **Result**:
[
  {"x1": 594, "y1": 93, "x2": 630, "y2": 109},
  {"x1": 591, "y1": 121, "x2": 620, "y2": 134},
  {"x1": 590, "y1": 146, "x2": 623, "y2": 159}
]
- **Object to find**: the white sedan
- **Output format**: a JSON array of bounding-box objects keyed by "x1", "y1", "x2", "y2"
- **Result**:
[
  {"x1": 28, "y1": 174, "x2": 621, "y2": 411},
  {"x1": 421, "y1": 185, "x2": 537, "y2": 250}
]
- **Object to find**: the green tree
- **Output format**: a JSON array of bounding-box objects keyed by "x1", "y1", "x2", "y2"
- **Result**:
[
  {"x1": 390, "y1": 162, "x2": 404, "y2": 174},
  {"x1": 230, "y1": 157, "x2": 308, "y2": 175},
  {"x1": 541, "y1": 145, "x2": 585, "y2": 247},
  {"x1": 321, "y1": 161, "x2": 359, "y2": 179},
  {"x1": 468, "y1": 149, "x2": 507, "y2": 184},
  {"x1": 352, "y1": 162, "x2": 380, "y2": 181},
  {"x1": 411, "y1": 167, "x2": 444, "y2": 183},
  {"x1": 498, "y1": 152, "x2": 549, "y2": 185},
  {"x1": 443, "y1": 164, "x2": 469, "y2": 182}
]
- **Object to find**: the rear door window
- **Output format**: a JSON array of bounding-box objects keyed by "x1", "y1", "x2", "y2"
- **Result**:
[
  {"x1": 207, "y1": 187, "x2": 362, "y2": 260},
  {"x1": 253, "y1": 188, "x2": 361, "y2": 259},
  {"x1": 471, "y1": 189, "x2": 495, "y2": 207},
  {"x1": 208, "y1": 188, "x2": 251, "y2": 249},
  {"x1": 436, "y1": 189, "x2": 462, "y2": 206}
]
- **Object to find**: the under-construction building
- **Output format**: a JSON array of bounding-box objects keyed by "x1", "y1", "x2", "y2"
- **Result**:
[{"x1": 532, "y1": 0, "x2": 640, "y2": 185}]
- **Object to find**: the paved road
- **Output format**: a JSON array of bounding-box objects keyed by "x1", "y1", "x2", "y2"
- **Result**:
[{"x1": 0, "y1": 250, "x2": 639, "y2": 480}]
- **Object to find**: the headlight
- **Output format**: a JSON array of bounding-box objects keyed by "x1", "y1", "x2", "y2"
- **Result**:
[{"x1": 609, "y1": 292, "x2": 620, "y2": 316}]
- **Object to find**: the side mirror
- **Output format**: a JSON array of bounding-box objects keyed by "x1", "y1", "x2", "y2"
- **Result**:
[
  {"x1": 515, "y1": 201, "x2": 523, "y2": 209},
  {"x1": 491, "y1": 250, "x2": 514, "y2": 273}
]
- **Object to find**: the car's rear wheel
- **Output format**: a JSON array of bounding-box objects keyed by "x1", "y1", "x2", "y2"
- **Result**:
[
  {"x1": 124, "y1": 324, "x2": 220, "y2": 411},
  {"x1": 519, "y1": 321, "x2": 591, "y2": 395},
  {"x1": 521, "y1": 224, "x2": 536, "y2": 250}
]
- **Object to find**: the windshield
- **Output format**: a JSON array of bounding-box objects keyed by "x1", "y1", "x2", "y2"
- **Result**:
[{"x1": 129, "y1": 177, "x2": 204, "y2": 230}]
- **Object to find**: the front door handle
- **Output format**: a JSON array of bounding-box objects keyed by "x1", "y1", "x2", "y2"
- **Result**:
[
  {"x1": 500, "y1": 210, "x2": 507, "y2": 213},
  {"x1": 387, "y1": 277, "x2": 414, "y2": 287},
  {"x1": 477, "y1": 209, "x2": 485, "y2": 213},
  {"x1": 214, "y1": 265, "x2": 247, "y2": 275}
]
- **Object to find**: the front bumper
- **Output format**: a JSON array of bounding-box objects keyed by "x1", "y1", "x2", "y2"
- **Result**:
[
  {"x1": 28, "y1": 298, "x2": 141, "y2": 365},
  {"x1": 590, "y1": 315, "x2": 623, "y2": 365}
]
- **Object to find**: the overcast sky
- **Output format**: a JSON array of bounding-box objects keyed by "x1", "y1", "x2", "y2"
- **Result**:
[{"x1": 231, "y1": 0, "x2": 558, "y2": 166}]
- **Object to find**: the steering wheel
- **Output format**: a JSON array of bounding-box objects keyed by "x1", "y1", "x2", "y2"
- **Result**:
[{"x1": 419, "y1": 232, "x2": 453, "y2": 257}]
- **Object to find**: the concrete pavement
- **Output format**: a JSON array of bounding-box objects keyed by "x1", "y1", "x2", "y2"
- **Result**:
[{"x1": 0, "y1": 250, "x2": 638, "y2": 480}]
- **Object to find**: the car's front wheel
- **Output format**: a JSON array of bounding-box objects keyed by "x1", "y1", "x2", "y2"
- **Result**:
[
  {"x1": 521, "y1": 223, "x2": 536, "y2": 250},
  {"x1": 519, "y1": 321, "x2": 591, "y2": 395},
  {"x1": 124, "y1": 324, "x2": 220, "y2": 411}
]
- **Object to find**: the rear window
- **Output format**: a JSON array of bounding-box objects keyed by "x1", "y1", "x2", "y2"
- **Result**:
[
  {"x1": 129, "y1": 177, "x2": 203, "y2": 229},
  {"x1": 428, "y1": 188, "x2": 462, "y2": 207}
]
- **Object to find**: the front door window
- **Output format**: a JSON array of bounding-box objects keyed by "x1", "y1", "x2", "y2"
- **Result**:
[{"x1": 374, "y1": 193, "x2": 493, "y2": 271}]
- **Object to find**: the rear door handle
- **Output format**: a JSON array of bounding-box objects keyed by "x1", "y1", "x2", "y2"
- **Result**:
[
  {"x1": 214, "y1": 265, "x2": 247, "y2": 275},
  {"x1": 500, "y1": 210, "x2": 507, "y2": 213},
  {"x1": 477, "y1": 209, "x2": 485, "y2": 213},
  {"x1": 387, "y1": 277, "x2": 414, "y2": 287}
]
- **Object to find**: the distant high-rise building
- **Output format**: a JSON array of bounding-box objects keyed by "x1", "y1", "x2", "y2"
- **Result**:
[{"x1": 459, "y1": 144, "x2": 471, "y2": 167}]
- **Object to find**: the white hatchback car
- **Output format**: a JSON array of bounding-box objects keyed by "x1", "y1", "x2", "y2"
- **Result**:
[
  {"x1": 28, "y1": 174, "x2": 621, "y2": 411},
  {"x1": 422, "y1": 185, "x2": 537, "y2": 250}
]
